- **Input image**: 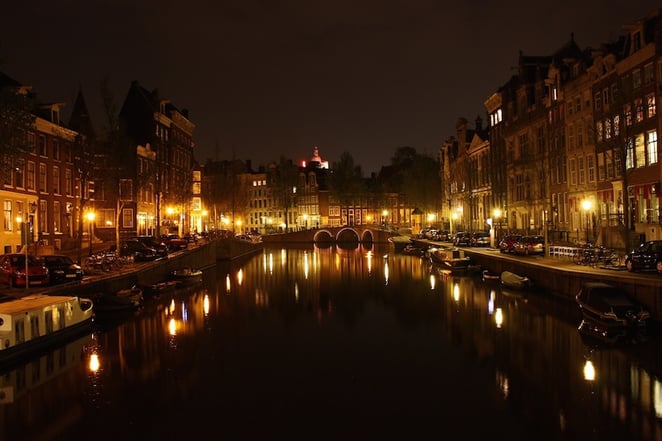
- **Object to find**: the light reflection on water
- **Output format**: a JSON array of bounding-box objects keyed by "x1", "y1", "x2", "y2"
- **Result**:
[{"x1": 1, "y1": 244, "x2": 661, "y2": 440}]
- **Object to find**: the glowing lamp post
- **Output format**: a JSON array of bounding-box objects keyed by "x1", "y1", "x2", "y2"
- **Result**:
[
  {"x1": 16, "y1": 215, "x2": 28, "y2": 289},
  {"x1": 86, "y1": 211, "x2": 96, "y2": 257},
  {"x1": 493, "y1": 208, "x2": 502, "y2": 248}
]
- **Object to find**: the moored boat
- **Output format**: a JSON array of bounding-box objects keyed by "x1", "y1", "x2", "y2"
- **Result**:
[
  {"x1": 482, "y1": 269, "x2": 501, "y2": 282},
  {"x1": 388, "y1": 235, "x2": 413, "y2": 252},
  {"x1": 402, "y1": 243, "x2": 429, "y2": 256},
  {"x1": 575, "y1": 282, "x2": 650, "y2": 329},
  {"x1": 500, "y1": 270, "x2": 532, "y2": 289},
  {"x1": 92, "y1": 286, "x2": 143, "y2": 315},
  {"x1": 0, "y1": 294, "x2": 94, "y2": 365},
  {"x1": 170, "y1": 268, "x2": 203, "y2": 285},
  {"x1": 427, "y1": 247, "x2": 471, "y2": 271},
  {"x1": 140, "y1": 280, "x2": 180, "y2": 297}
]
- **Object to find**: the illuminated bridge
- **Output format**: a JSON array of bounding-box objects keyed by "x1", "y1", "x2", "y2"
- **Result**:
[{"x1": 261, "y1": 226, "x2": 395, "y2": 244}]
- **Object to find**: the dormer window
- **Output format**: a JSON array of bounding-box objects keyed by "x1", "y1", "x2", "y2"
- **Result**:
[
  {"x1": 51, "y1": 107, "x2": 60, "y2": 125},
  {"x1": 633, "y1": 31, "x2": 641, "y2": 52}
]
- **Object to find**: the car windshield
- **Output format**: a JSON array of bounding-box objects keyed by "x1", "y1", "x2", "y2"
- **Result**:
[{"x1": 10, "y1": 255, "x2": 40, "y2": 265}]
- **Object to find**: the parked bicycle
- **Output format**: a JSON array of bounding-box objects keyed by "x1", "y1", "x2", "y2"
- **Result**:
[{"x1": 574, "y1": 244, "x2": 619, "y2": 268}]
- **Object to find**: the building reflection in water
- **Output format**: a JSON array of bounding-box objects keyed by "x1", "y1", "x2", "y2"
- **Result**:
[{"x1": 1, "y1": 244, "x2": 662, "y2": 440}]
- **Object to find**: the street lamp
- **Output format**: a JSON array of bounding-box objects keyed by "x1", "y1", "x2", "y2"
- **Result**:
[
  {"x1": 451, "y1": 212, "x2": 458, "y2": 236},
  {"x1": 382, "y1": 209, "x2": 388, "y2": 229},
  {"x1": 16, "y1": 215, "x2": 28, "y2": 289},
  {"x1": 582, "y1": 200, "x2": 592, "y2": 245},
  {"x1": 493, "y1": 208, "x2": 502, "y2": 247},
  {"x1": 86, "y1": 211, "x2": 96, "y2": 257}
]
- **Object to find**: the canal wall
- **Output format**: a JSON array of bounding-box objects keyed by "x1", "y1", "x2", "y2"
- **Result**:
[
  {"x1": 464, "y1": 249, "x2": 662, "y2": 321},
  {"x1": 44, "y1": 238, "x2": 263, "y2": 299}
]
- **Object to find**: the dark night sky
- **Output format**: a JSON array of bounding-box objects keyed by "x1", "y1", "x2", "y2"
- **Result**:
[{"x1": 1, "y1": 1, "x2": 660, "y2": 174}]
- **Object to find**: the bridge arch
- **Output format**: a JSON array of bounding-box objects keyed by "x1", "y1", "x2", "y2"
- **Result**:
[{"x1": 312, "y1": 229, "x2": 335, "y2": 242}]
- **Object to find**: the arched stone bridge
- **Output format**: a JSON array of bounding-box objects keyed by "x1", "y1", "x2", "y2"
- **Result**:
[{"x1": 262, "y1": 226, "x2": 395, "y2": 244}]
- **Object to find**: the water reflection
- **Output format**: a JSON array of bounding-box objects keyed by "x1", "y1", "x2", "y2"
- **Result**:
[{"x1": 0, "y1": 244, "x2": 661, "y2": 440}]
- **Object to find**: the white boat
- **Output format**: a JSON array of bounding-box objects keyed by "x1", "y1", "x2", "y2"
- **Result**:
[
  {"x1": 427, "y1": 247, "x2": 471, "y2": 271},
  {"x1": 388, "y1": 235, "x2": 413, "y2": 252},
  {"x1": 0, "y1": 294, "x2": 94, "y2": 365},
  {"x1": 500, "y1": 271, "x2": 532, "y2": 289}
]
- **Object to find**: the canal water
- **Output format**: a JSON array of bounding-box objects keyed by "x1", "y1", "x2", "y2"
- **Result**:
[{"x1": 1, "y1": 244, "x2": 661, "y2": 440}]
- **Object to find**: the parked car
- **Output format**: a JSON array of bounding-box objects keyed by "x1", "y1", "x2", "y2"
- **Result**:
[
  {"x1": 40, "y1": 254, "x2": 84, "y2": 284},
  {"x1": 624, "y1": 240, "x2": 662, "y2": 273},
  {"x1": 433, "y1": 230, "x2": 450, "y2": 241},
  {"x1": 0, "y1": 253, "x2": 50, "y2": 288},
  {"x1": 471, "y1": 231, "x2": 490, "y2": 247},
  {"x1": 453, "y1": 232, "x2": 472, "y2": 246},
  {"x1": 118, "y1": 239, "x2": 160, "y2": 261},
  {"x1": 134, "y1": 235, "x2": 169, "y2": 258},
  {"x1": 498, "y1": 234, "x2": 522, "y2": 253},
  {"x1": 513, "y1": 235, "x2": 545, "y2": 255},
  {"x1": 161, "y1": 234, "x2": 188, "y2": 251},
  {"x1": 183, "y1": 232, "x2": 200, "y2": 244}
]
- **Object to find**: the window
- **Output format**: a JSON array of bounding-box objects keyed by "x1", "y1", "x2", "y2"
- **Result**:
[
  {"x1": 99, "y1": 208, "x2": 114, "y2": 228},
  {"x1": 578, "y1": 157, "x2": 585, "y2": 184},
  {"x1": 119, "y1": 179, "x2": 133, "y2": 201},
  {"x1": 570, "y1": 158, "x2": 577, "y2": 185},
  {"x1": 584, "y1": 90, "x2": 591, "y2": 109},
  {"x1": 597, "y1": 152, "x2": 605, "y2": 181},
  {"x1": 575, "y1": 96, "x2": 581, "y2": 113},
  {"x1": 647, "y1": 130, "x2": 658, "y2": 165},
  {"x1": 635, "y1": 133, "x2": 645, "y2": 168},
  {"x1": 610, "y1": 83, "x2": 619, "y2": 103},
  {"x1": 27, "y1": 161, "x2": 35, "y2": 190},
  {"x1": 577, "y1": 120, "x2": 584, "y2": 146},
  {"x1": 65, "y1": 168, "x2": 73, "y2": 196},
  {"x1": 604, "y1": 118, "x2": 612, "y2": 140},
  {"x1": 52, "y1": 166, "x2": 60, "y2": 194},
  {"x1": 647, "y1": 93, "x2": 656, "y2": 118},
  {"x1": 3, "y1": 200, "x2": 12, "y2": 232},
  {"x1": 38, "y1": 135, "x2": 47, "y2": 156},
  {"x1": 644, "y1": 63, "x2": 654, "y2": 84},
  {"x1": 602, "y1": 88, "x2": 609, "y2": 107},
  {"x1": 595, "y1": 121, "x2": 603, "y2": 142},
  {"x1": 625, "y1": 104, "x2": 633, "y2": 126},
  {"x1": 594, "y1": 92, "x2": 602, "y2": 112},
  {"x1": 27, "y1": 132, "x2": 36, "y2": 153},
  {"x1": 52, "y1": 139, "x2": 60, "y2": 161},
  {"x1": 635, "y1": 98, "x2": 644, "y2": 123},
  {"x1": 53, "y1": 201, "x2": 60, "y2": 232},
  {"x1": 613, "y1": 115, "x2": 620, "y2": 137},
  {"x1": 632, "y1": 68, "x2": 642, "y2": 89},
  {"x1": 568, "y1": 124, "x2": 575, "y2": 149},
  {"x1": 14, "y1": 158, "x2": 24, "y2": 188},
  {"x1": 122, "y1": 208, "x2": 134, "y2": 228},
  {"x1": 518, "y1": 133, "x2": 529, "y2": 159},
  {"x1": 39, "y1": 163, "x2": 47, "y2": 192},
  {"x1": 515, "y1": 175, "x2": 525, "y2": 201},
  {"x1": 626, "y1": 138, "x2": 634, "y2": 169},
  {"x1": 39, "y1": 200, "x2": 47, "y2": 234}
]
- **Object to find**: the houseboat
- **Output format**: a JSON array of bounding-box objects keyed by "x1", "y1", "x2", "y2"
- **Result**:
[{"x1": 0, "y1": 294, "x2": 94, "y2": 366}]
